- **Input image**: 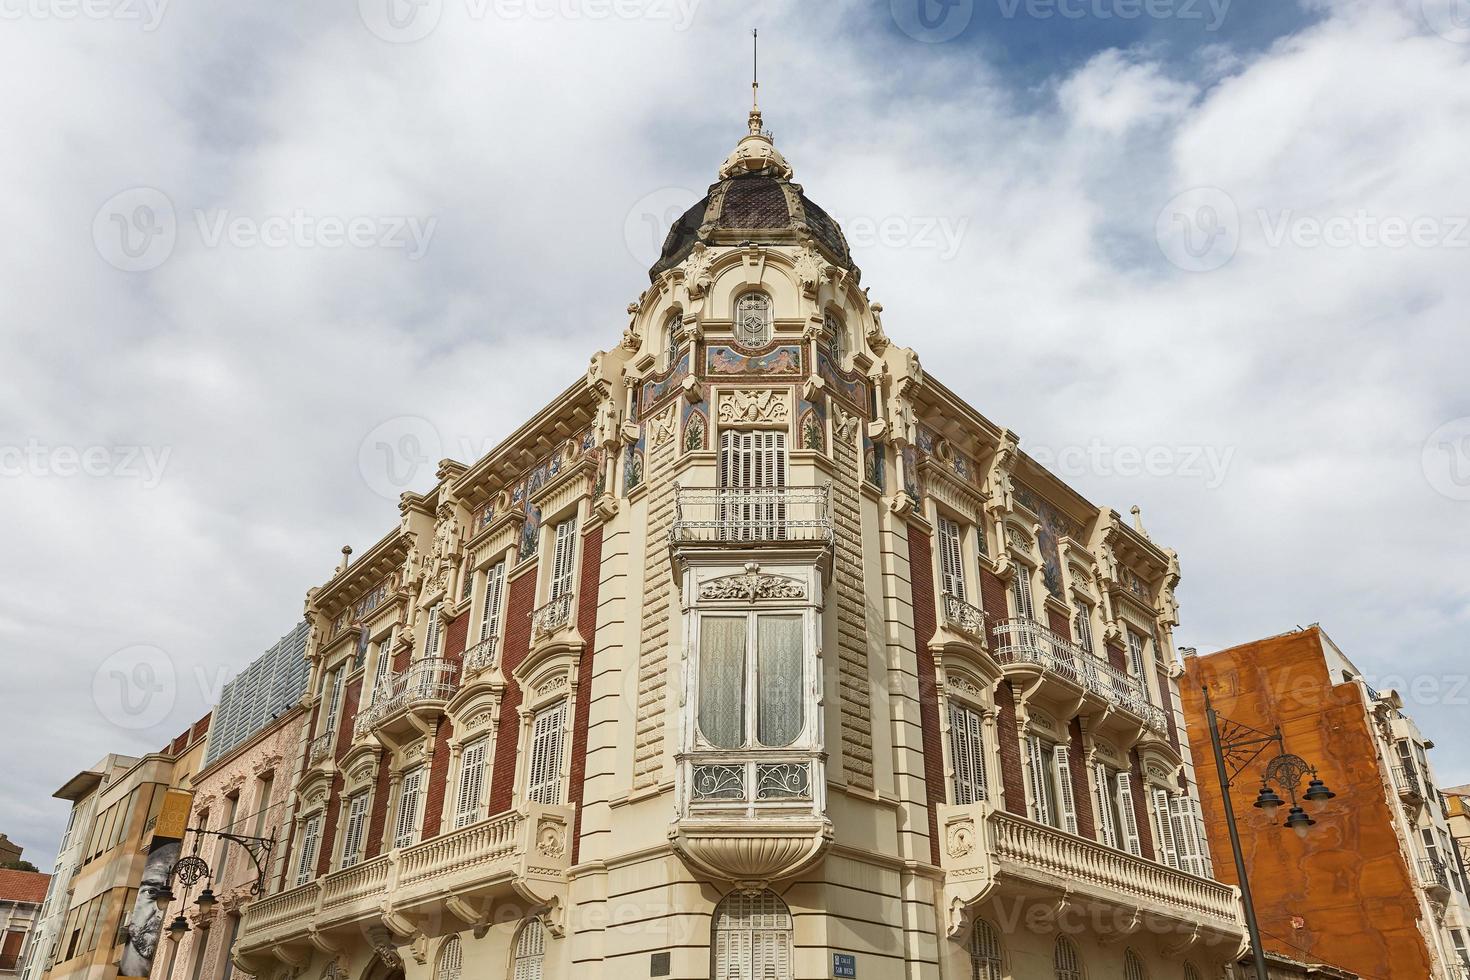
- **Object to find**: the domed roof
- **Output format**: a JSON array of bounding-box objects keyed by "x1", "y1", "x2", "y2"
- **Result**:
[{"x1": 649, "y1": 107, "x2": 857, "y2": 283}]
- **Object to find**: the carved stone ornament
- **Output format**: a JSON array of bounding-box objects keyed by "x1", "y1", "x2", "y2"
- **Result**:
[
  {"x1": 536, "y1": 818, "x2": 567, "y2": 859},
  {"x1": 322, "y1": 959, "x2": 346, "y2": 980},
  {"x1": 682, "y1": 242, "x2": 715, "y2": 298},
  {"x1": 465, "y1": 708, "x2": 496, "y2": 732},
  {"x1": 650, "y1": 405, "x2": 677, "y2": 447},
  {"x1": 374, "y1": 944, "x2": 402, "y2": 971},
  {"x1": 945, "y1": 674, "x2": 985, "y2": 700},
  {"x1": 947, "y1": 820, "x2": 976, "y2": 858},
  {"x1": 792, "y1": 240, "x2": 826, "y2": 296},
  {"x1": 699, "y1": 564, "x2": 806, "y2": 602},
  {"x1": 1005, "y1": 524, "x2": 1033, "y2": 554},
  {"x1": 718, "y1": 389, "x2": 790, "y2": 427},
  {"x1": 833, "y1": 404, "x2": 860, "y2": 444}
]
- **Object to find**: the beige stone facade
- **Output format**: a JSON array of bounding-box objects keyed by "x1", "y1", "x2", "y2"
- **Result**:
[{"x1": 231, "y1": 107, "x2": 1245, "y2": 980}]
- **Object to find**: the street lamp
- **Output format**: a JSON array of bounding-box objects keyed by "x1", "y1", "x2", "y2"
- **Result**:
[{"x1": 1202, "y1": 685, "x2": 1339, "y2": 980}]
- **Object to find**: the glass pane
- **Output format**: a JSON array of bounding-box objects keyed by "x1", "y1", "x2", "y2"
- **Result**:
[
  {"x1": 699, "y1": 617, "x2": 747, "y2": 748},
  {"x1": 756, "y1": 615, "x2": 803, "y2": 747}
]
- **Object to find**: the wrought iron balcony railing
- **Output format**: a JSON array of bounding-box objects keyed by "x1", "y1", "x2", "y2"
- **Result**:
[
  {"x1": 993, "y1": 618, "x2": 1168, "y2": 733},
  {"x1": 307, "y1": 732, "x2": 334, "y2": 766},
  {"x1": 531, "y1": 593, "x2": 574, "y2": 638},
  {"x1": 941, "y1": 592, "x2": 987, "y2": 640},
  {"x1": 1392, "y1": 764, "x2": 1422, "y2": 798},
  {"x1": 1418, "y1": 857, "x2": 1450, "y2": 890},
  {"x1": 670, "y1": 484, "x2": 833, "y2": 547},
  {"x1": 355, "y1": 657, "x2": 459, "y2": 737},
  {"x1": 463, "y1": 635, "x2": 499, "y2": 675}
]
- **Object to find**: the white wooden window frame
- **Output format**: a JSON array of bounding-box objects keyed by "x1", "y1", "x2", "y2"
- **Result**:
[
  {"x1": 1074, "y1": 605, "x2": 1096, "y2": 655},
  {"x1": 946, "y1": 698, "x2": 988, "y2": 806},
  {"x1": 1093, "y1": 763, "x2": 1119, "y2": 849},
  {"x1": 526, "y1": 700, "x2": 568, "y2": 806},
  {"x1": 1025, "y1": 734, "x2": 1060, "y2": 828},
  {"x1": 372, "y1": 626, "x2": 396, "y2": 699},
  {"x1": 424, "y1": 604, "x2": 443, "y2": 658},
  {"x1": 1115, "y1": 771, "x2": 1143, "y2": 856},
  {"x1": 294, "y1": 812, "x2": 322, "y2": 886},
  {"x1": 339, "y1": 792, "x2": 369, "y2": 869},
  {"x1": 479, "y1": 560, "x2": 507, "y2": 643},
  {"x1": 1011, "y1": 564, "x2": 1037, "y2": 621},
  {"x1": 454, "y1": 736, "x2": 490, "y2": 829},
  {"x1": 937, "y1": 515, "x2": 968, "y2": 603},
  {"x1": 394, "y1": 766, "x2": 426, "y2": 850},
  {"x1": 1053, "y1": 742, "x2": 1079, "y2": 835}
]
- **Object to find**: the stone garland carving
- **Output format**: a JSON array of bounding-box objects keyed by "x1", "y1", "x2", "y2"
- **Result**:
[
  {"x1": 699, "y1": 567, "x2": 806, "y2": 602},
  {"x1": 718, "y1": 389, "x2": 790, "y2": 426}
]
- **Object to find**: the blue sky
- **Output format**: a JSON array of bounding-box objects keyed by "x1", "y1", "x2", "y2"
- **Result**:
[{"x1": 3, "y1": 0, "x2": 1469, "y2": 869}]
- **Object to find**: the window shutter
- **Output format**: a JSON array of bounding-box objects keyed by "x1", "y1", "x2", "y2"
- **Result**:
[
  {"x1": 1093, "y1": 763, "x2": 1118, "y2": 848},
  {"x1": 1116, "y1": 772, "x2": 1143, "y2": 856},
  {"x1": 1169, "y1": 794, "x2": 1206, "y2": 875},
  {"x1": 479, "y1": 561, "x2": 506, "y2": 642},
  {"x1": 1074, "y1": 609, "x2": 1095, "y2": 654},
  {"x1": 1025, "y1": 736, "x2": 1051, "y2": 826},
  {"x1": 1053, "y1": 744, "x2": 1079, "y2": 835},
  {"x1": 455, "y1": 738, "x2": 488, "y2": 829},
  {"x1": 1190, "y1": 797, "x2": 1214, "y2": 877},
  {"x1": 948, "y1": 701, "x2": 987, "y2": 805},
  {"x1": 1153, "y1": 789, "x2": 1180, "y2": 869},
  {"x1": 425, "y1": 605, "x2": 442, "y2": 658},
  {"x1": 341, "y1": 794, "x2": 369, "y2": 868},
  {"x1": 1012, "y1": 571, "x2": 1035, "y2": 620},
  {"x1": 527, "y1": 702, "x2": 567, "y2": 805},
  {"x1": 550, "y1": 520, "x2": 577, "y2": 600},
  {"x1": 513, "y1": 920, "x2": 546, "y2": 980},
  {"x1": 295, "y1": 814, "x2": 321, "y2": 885},
  {"x1": 322, "y1": 668, "x2": 344, "y2": 739},
  {"x1": 1127, "y1": 630, "x2": 1148, "y2": 681},
  {"x1": 937, "y1": 517, "x2": 967, "y2": 602},
  {"x1": 373, "y1": 628, "x2": 395, "y2": 697},
  {"x1": 395, "y1": 768, "x2": 424, "y2": 849}
]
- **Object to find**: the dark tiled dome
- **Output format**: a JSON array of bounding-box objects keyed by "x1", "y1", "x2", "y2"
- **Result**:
[{"x1": 649, "y1": 168, "x2": 857, "y2": 282}]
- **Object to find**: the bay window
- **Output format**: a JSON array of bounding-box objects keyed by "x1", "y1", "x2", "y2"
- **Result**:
[{"x1": 699, "y1": 613, "x2": 803, "y2": 749}]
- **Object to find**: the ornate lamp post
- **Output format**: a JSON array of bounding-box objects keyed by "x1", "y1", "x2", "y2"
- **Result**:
[
  {"x1": 153, "y1": 826, "x2": 276, "y2": 967},
  {"x1": 1202, "y1": 686, "x2": 1337, "y2": 980}
]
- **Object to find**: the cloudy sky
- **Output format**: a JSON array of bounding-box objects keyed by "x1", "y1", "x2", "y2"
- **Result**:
[{"x1": 4, "y1": 0, "x2": 1469, "y2": 867}]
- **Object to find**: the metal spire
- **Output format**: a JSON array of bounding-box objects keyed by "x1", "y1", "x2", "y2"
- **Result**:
[{"x1": 748, "y1": 28, "x2": 763, "y2": 135}]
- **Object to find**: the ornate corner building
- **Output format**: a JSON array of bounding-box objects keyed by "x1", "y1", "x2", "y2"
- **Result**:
[{"x1": 231, "y1": 106, "x2": 1246, "y2": 980}]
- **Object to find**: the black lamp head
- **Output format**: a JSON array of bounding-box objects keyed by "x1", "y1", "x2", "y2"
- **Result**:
[
  {"x1": 1303, "y1": 776, "x2": 1336, "y2": 808},
  {"x1": 1253, "y1": 783, "x2": 1285, "y2": 812},
  {"x1": 167, "y1": 914, "x2": 190, "y2": 941},
  {"x1": 1284, "y1": 805, "x2": 1316, "y2": 838}
]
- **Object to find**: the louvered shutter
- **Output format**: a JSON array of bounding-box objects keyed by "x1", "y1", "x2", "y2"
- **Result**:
[
  {"x1": 1190, "y1": 797, "x2": 1214, "y2": 876},
  {"x1": 436, "y1": 936, "x2": 462, "y2": 980},
  {"x1": 1053, "y1": 744, "x2": 1079, "y2": 835},
  {"x1": 395, "y1": 767, "x2": 424, "y2": 849},
  {"x1": 513, "y1": 921, "x2": 545, "y2": 980},
  {"x1": 938, "y1": 517, "x2": 967, "y2": 602},
  {"x1": 1171, "y1": 795, "x2": 1205, "y2": 875},
  {"x1": 295, "y1": 814, "x2": 321, "y2": 885},
  {"x1": 1026, "y1": 736, "x2": 1052, "y2": 826},
  {"x1": 454, "y1": 738, "x2": 488, "y2": 829},
  {"x1": 527, "y1": 702, "x2": 567, "y2": 805},
  {"x1": 373, "y1": 627, "x2": 395, "y2": 697},
  {"x1": 1116, "y1": 772, "x2": 1143, "y2": 855},
  {"x1": 550, "y1": 519, "x2": 577, "y2": 600},
  {"x1": 480, "y1": 561, "x2": 506, "y2": 642},
  {"x1": 425, "y1": 604, "x2": 442, "y2": 657},
  {"x1": 948, "y1": 701, "x2": 987, "y2": 805},
  {"x1": 1012, "y1": 571, "x2": 1035, "y2": 620},
  {"x1": 340, "y1": 794, "x2": 368, "y2": 868},
  {"x1": 1153, "y1": 789, "x2": 1180, "y2": 868},
  {"x1": 1093, "y1": 763, "x2": 1118, "y2": 848},
  {"x1": 1074, "y1": 609, "x2": 1095, "y2": 654},
  {"x1": 1127, "y1": 630, "x2": 1148, "y2": 682}
]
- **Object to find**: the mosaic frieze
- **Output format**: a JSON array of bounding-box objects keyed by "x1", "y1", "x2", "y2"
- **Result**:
[
  {"x1": 798, "y1": 396, "x2": 826, "y2": 452},
  {"x1": 1013, "y1": 482, "x2": 1082, "y2": 599},
  {"x1": 681, "y1": 401, "x2": 708, "y2": 453},
  {"x1": 706, "y1": 344, "x2": 802, "y2": 376},
  {"x1": 863, "y1": 430, "x2": 885, "y2": 490},
  {"x1": 815, "y1": 348, "x2": 867, "y2": 412},
  {"x1": 639, "y1": 349, "x2": 692, "y2": 417}
]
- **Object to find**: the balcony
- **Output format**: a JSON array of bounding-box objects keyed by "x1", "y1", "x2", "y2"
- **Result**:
[
  {"x1": 670, "y1": 485, "x2": 833, "y2": 548},
  {"x1": 463, "y1": 635, "x2": 499, "y2": 677},
  {"x1": 940, "y1": 592, "x2": 987, "y2": 642},
  {"x1": 531, "y1": 593, "x2": 574, "y2": 638},
  {"x1": 1392, "y1": 764, "x2": 1424, "y2": 802},
  {"x1": 235, "y1": 803, "x2": 573, "y2": 967},
  {"x1": 354, "y1": 657, "x2": 459, "y2": 743},
  {"x1": 306, "y1": 732, "x2": 334, "y2": 767},
  {"x1": 993, "y1": 618, "x2": 1168, "y2": 734},
  {"x1": 938, "y1": 805, "x2": 1242, "y2": 943},
  {"x1": 1418, "y1": 858, "x2": 1451, "y2": 898}
]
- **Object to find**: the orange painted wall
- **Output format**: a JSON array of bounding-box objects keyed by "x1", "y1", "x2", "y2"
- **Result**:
[{"x1": 1180, "y1": 628, "x2": 1432, "y2": 980}]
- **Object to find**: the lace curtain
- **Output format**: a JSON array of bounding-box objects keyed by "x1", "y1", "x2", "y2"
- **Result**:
[
  {"x1": 699, "y1": 617, "x2": 747, "y2": 748},
  {"x1": 756, "y1": 616, "x2": 802, "y2": 746}
]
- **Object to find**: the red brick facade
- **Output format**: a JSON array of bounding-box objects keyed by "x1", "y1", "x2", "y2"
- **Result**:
[
  {"x1": 1128, "y1": 748, "x2": 1154, "y2": 858},
  {"x1": 568, "y1": 526, "x2": 603, "y2": 863},
  {"x1": 1067, "y1": 717, "x2": 1095, "y2": 839},
  {"x1": 316, "y1": 677, "x2": 363, "y2": 876},
  {"x1": 364, "y1": 747, "x2": 391, "y2": 860},
  {"x1": 1156, "y1": 665, "x2": 1180, "y2": 752},
  {"x1": 488, "y1": 563, "x2": 538, "y2": 815},
  {"x1": 994, "y1": 680, "x2": 1026, "y2": 816},
  {"x1": 907, "y1": 525, "x2": 946, "y2": 867}
]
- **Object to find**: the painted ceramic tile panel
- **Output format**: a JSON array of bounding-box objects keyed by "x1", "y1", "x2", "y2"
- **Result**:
[{"x1": 706, "y1": 344, "x2": 802, "y2": 376}]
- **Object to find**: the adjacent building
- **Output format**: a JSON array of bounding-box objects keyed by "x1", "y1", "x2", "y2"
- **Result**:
[
  {"x1": 1182, "y1": 627, "x2": 1470, "y2": 979},
  {"x1": 230, "y1": 103, "x2": 1244, "y2": 980},
  {"x1": 0, "y1": 870, "x2": 50, "y2": 974},
  {"x1": 30, "y1": 717, "x2": 209, "y2": 980}
]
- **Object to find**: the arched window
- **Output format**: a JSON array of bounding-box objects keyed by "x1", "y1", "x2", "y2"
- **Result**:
[
  {"x1": 1183, "y1": 964, "x2": 1201, "y2": 980},
  {"x1": 712, "y1": 889, "x2": 792, "y2": 980},
  {"x1": 824, "y1": 309, "x2": 846, "y2": 360},
  {"x1": 513, "y1": 919, "x2": 545, "y2": 980},
  {"x1": 665, "y1": 311, "x2": 683, "y2": 363},
  {"x1": 968, "y1": 919, "x2": 1002, "y2": 980},
  {"x1": 435, "y1": 937, "x2": 462, "y2": 980},
  {"x1": 734, "y1": 292, "x2": 773, "y2": 348},
  {"x1": 1123, "y1": 949, "x2": 1147, "y2": 980},
  {"x1": 1054, "y1": 937, "x2": 1083, "y2": 980}
]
